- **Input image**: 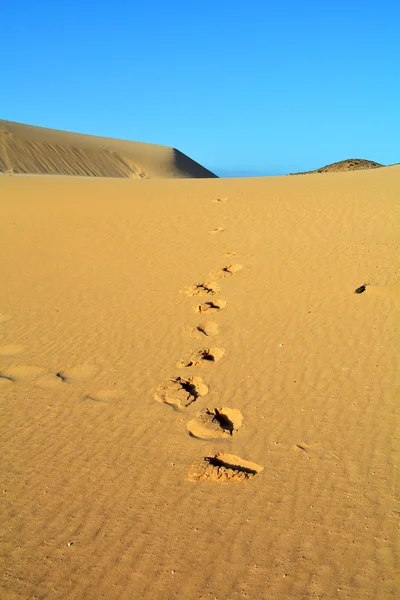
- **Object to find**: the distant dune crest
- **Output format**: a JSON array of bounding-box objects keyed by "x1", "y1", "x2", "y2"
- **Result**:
[
  {"x1": 0, "y1": 120, "x2": 217, "y2": 179},
  {"x1": 293, "y1": 158, "x2": 383, "y2": 175}
]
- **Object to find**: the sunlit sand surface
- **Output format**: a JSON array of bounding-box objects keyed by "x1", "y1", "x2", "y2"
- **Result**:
[{"x1": 0, "y1": 128, "x2": 398, "y2": 598}]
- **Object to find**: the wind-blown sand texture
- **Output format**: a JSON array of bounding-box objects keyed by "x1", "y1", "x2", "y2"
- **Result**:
[
  {"x1": 0, "y1": 165, "x2": 399, "y2": 599},
  {"x1": 0, "y1": 120, "x2": 217, "y2": 179}
]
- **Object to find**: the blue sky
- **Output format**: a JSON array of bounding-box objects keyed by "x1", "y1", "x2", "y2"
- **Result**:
[{"x1": 1, "y1": 1, "x2": 399, "y2": 175}]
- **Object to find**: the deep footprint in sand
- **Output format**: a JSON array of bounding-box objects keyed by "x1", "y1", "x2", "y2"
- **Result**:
[
  {"x1": 56, "y1": 365, "x2": 99, "y2": 383},
  {"x1": 188, "y1": 453, "x2": 263, "y2": 482},
  {"x1": 212, "y1": 197, "x2": 228, "y2": 203},
  {"x1": 209, "y1": 227, "x2": 225, "y2": 234},
  {"x1": 181, "y1": 281, "x2": 220, "y2": 297},
  {"x1": 222, "y1": 263, "x2": 243, "y2": 275},
  {"x1": 196, "y1": 299, "x2": 227, "y2": 314},
  {"x1": 187, "y1": 407, "x2": 243, "y2": 439},
  {"x1": 154, "y1": 376, "x2": 208, "y2": 410},
  {"x1": 195, "y1": 321, "x2": 220, "y2": 337},
  {"x1": 177, "y1": 347, "x2": 225, "y2": 368},
  {"x1": 210, "y1": 264, "x2": 243, "y2": 279}
]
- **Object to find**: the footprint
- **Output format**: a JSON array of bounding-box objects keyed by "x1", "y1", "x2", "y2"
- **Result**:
[
  {"x1": 195, "y1": 322, "x2": 219, "y2": 337},
  {"x1": 210, "y1": 264, "x2": 243, "y2": 279},
  {"x1": 0, "y1": 344, "x2": 24, "y2": 356},
  {"x1": 181, "y1": 281, "x2": 220, "y2": 297},
  {"x1": 154, "y1": 376, "x2": 208, "y2": 410},
  {"x1": 56, "y1": 365, "x2": 99, "y2": 383},
  {"x1": 225, "y1": 251, "x2": 236, "y2": 257},
  {"x1": 35, "y1": 373, "x2": 66, "y2": 389},
  {"x1": 0, "y1": 365, "x2": 47, "y2": 382},
  {"x1": 177, "y1": 347, "x2": 225, "y2": 368},
  {"x1": 196, "y1": 299, "x2": 227, "y2": 314},
  {"x1": 188, "y1": 453, "x2": 263, "y2": 482},
  {"x1": 209, "y1": 227, "x2": 224, "y2": 234},
  {"x1": 187, "y1": 407, "x2": 243, "y2": 439},
  {"x1": 212, "y1": 197, "x2": 227, "y2": 203},
  {"x1": 222, "y1": 263, "x2": 243, "y2": 275},
  {"x1": 85, "y1": 389, "x2": 123, "y2": 403},
  {"x1": 296, "y1": 443, "x2": 339, "y2": 461}
]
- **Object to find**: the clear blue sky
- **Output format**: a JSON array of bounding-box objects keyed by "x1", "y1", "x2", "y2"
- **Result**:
[{"x1": 1, "y1": 1, "x2": 399, "y2": 175}]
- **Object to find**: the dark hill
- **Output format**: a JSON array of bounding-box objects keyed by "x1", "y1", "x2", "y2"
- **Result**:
[{"x1": 292, "y1": 159, "x2": 383, "y2": 175}]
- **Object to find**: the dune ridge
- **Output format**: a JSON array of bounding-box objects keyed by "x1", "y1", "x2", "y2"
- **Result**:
[{"x1": 0, "y1": 120, "x2": 217, "y2": 179}]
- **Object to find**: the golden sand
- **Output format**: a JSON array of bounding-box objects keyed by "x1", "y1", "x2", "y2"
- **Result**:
[{"x1": 0, "y1": 147, "x2": 399, "y2": 599}]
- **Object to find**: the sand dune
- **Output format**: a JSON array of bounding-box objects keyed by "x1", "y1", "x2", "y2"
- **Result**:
[
  {"x1": 0, "y1": 120, "x2": 217, "y2": 179},
  {"x1": 0, "y1": 166, "x2": 399, "y2": 599}
]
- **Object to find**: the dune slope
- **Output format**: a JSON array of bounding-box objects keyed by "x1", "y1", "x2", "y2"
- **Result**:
[
  {"x1": 0, "y1": 167, "x2": 399, "y2": 600},
  {"x1": 0, "y1": 120, "x2": 217, "y2": 179}
]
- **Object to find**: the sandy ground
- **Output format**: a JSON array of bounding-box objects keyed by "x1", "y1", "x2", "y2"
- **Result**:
[{"x1": 0, "y1": 167, "x2": 399, "y2": 599}]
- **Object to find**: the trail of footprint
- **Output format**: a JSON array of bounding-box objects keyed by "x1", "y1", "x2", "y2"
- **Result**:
[
  {"x1": 163, "y1": 226, "x2": 249, "y2": 480},
  {"x1": 181, "y1": 281, "x2": 220, "y2": 297},
  {"x1": 194, "y1": 321, "x2": 220, "y2": 337},
  {"x1": 0, "y1": 344, "x2": 24, "y2": 356},
  {"x1": 188, "y1": 453, "x2": 263, "y2": 482},
  {"x1": 0, "y1": 365, "x2": 47, "y2": 382},
  {"x1": 0, "y1": 364, "x2": 101, "y2": 390},
  {"x1": 296, "y1": 443, "x2": 339, "y2": 461},
  {"x1": 85, "y1": 389, "x2": 124, "y2": 403},
  {"x1": 196, "y1": 299, "x2": 227, "y2": 314},
  {"x1": 56, "y1": 365, "x2": 99, "y2": 383},
  {"x1": 154, "y1": 376, "x2": 208, "y2": 411},
  {"x1": 187, "y1": 407, "x2": 243, "y2": 439},
  {"x1": 35, "y1": 373, "x2": 67, "y2": 389}
]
